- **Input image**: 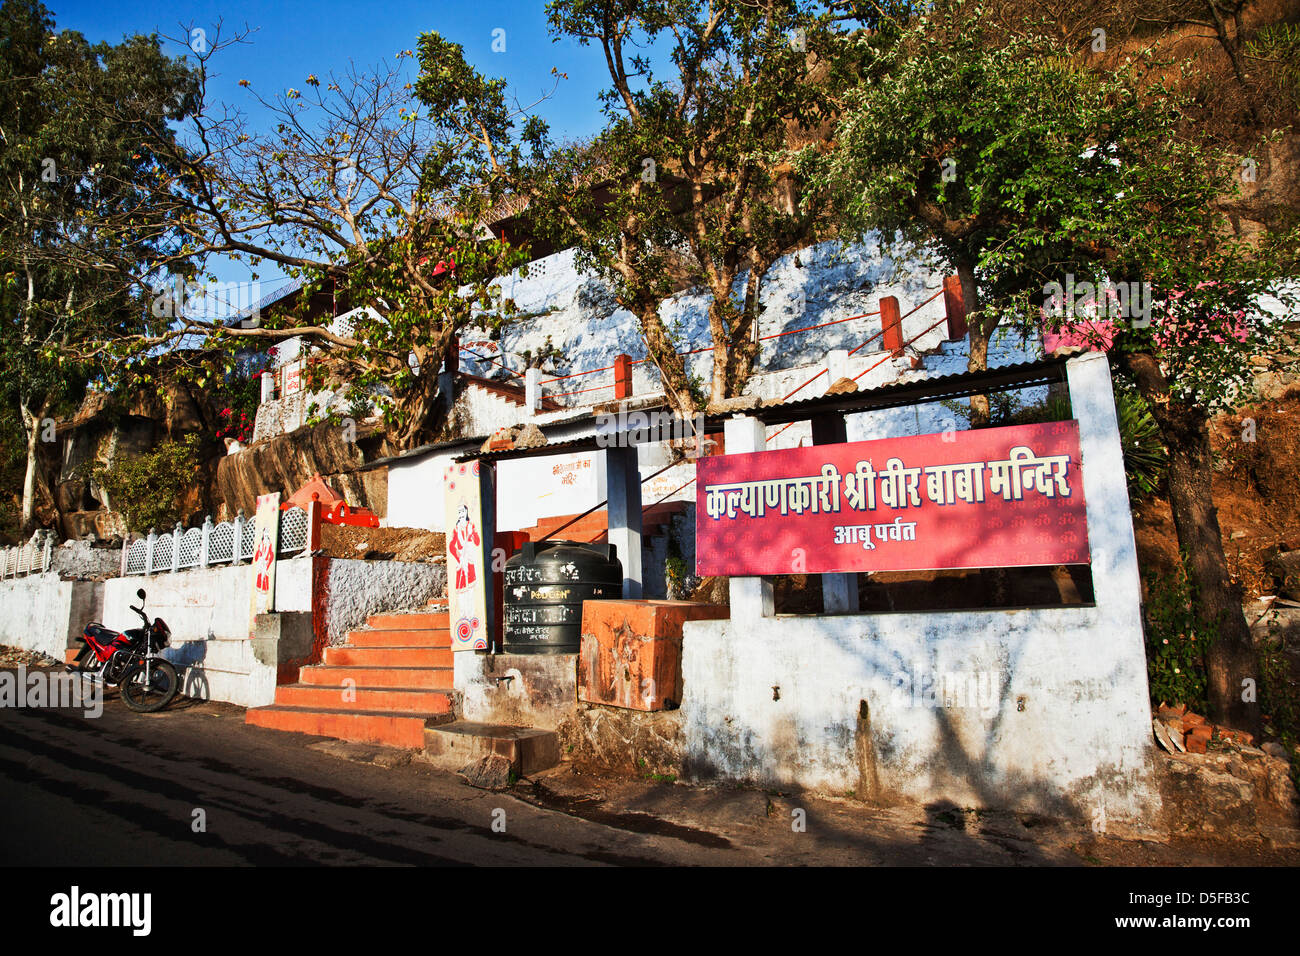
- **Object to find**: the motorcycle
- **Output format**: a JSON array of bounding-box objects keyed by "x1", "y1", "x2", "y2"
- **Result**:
[{"x1": 70, "y1": 588, "x2": 179, "y2": 713}]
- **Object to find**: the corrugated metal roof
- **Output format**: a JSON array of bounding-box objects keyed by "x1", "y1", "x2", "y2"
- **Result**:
[{"x1": 705, "y1": 354, "x2": 1073, "y2": 428}]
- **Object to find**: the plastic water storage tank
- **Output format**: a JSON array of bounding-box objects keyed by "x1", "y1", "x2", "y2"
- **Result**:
[{"x1": 503, "y1": 540, "x2": 622, "y2": 654}]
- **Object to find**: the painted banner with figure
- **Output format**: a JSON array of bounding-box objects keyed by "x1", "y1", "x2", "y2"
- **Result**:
[
  {"x1": 695, "y1": 421, "x2": 1089, "y2": 576},
  {"x1": 445, "y1": 462, "x2": 490, "y2": 651},
  {"x1": 250, "y1": 492, "x2": 280, "y2": 616}
]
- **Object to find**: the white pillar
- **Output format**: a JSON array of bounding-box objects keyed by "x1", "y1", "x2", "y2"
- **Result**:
[
  {"x1": 232, "y1": 511, "x2": 246, "y2": 565},
  {"x1": 170, "y1": 522, "x2": 182, "y2": 574},
  {"x1": 1065, "y1": 353, "x2": 1143, "y2": 613},
  {"x1": 260, "y1": 370, "x2": 275, "y2": 403},
  {"x1": 723, "y1": 415, "x2": 774, "y2": 620},
  {"x1": 525, "y1": 367, "x2": 542, "y2": 415},
  {"x1": 199, "y1": 515, "x2": 213, "y2": 568},
  {"x1": 605, "y1": 444, "x2": 643, "y2": 599},
  {"x1": 827, "y1": 348, "x2": 850, "y2": 384}
]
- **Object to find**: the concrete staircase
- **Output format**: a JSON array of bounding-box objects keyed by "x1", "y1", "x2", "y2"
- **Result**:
[{"x1": 245, "y1": 606, "x2": 455, "y2": 748}]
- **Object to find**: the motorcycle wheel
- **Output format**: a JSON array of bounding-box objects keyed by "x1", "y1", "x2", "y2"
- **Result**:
[{"x1": 119, "y1": 659, "x2": 179, "y2": 713}]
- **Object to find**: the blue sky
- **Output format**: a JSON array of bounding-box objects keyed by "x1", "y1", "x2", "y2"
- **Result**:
[{"x1": 48, "y1": 0, "x2": 623, "y2": 300}]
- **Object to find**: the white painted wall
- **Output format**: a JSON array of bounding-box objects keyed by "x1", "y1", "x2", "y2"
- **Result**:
[
  {"x1": 103, "y1": 559, "x2": 312, "y2": 706},
  {"x1": 678, "y1": 353, "x2": 1162, "y2": 828},
  {"x1": 385, "y1": 451, "x2": 459, "y2": 532},
  {"x1": 313, "y1": 558, "x2": 445, "y2": 646},
  {"x1": 93, "y1": 554, "x2": 444, "y2": 706},
  {"x1": 495, "y1": 452, "x2": 606, "y2": 532},
  {"x1": 0, "y1": 574, "x2": 102, "y2": 660}
]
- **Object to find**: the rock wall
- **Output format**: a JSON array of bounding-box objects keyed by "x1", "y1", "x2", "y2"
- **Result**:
[{"x1": 213, "y1": 420, "x2": 394, "y2": 520}]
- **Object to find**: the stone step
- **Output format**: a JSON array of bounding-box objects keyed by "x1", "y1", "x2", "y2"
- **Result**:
[
  {"x1": 366, "y1": 612, "x2": 449, "y2": 630},
  {"x1": 422, "y1": 721, "x2": 561, "y2": 777},
  {"x1": 298, "y1": 664, "x2": 454, "y2": 689},
  {"x1": 323, "y1": 645, "x2": 452, "y2": 668},
  {"x1": 272, "y1": 684, "x2": 454, "y2": 715},
  {"x1": 245, "y1": 706, "x2": 444, "y2": 748},
  {"x1": 346, "y1": 627, "x2": 450, "y2": 648}
]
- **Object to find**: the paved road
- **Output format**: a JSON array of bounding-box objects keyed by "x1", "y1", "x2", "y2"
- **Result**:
[
  {"x1": 2, "y1": 667, "x2": 1294, "y2": 868},
  {"x1": 0, "y1": 678, "x2": 717, "y2": 866}
]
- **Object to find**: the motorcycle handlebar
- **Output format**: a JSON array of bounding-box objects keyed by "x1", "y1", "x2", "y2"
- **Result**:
[{"x1": 129, "y1": 604, "x2": 148, "y2": 623}]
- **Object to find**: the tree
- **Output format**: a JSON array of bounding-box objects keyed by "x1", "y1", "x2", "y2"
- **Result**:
[
  {"x1": 824, "y1": 0, "x2": 1299, "y2": 732},
  {"x1": 70, "y1": 28, "x2": 541, "y2": 450},
  {"x1": 0, "y1": 0, "x2": 198, "y2": 532},
  {"x1": 815, "y1": 2, "x2": 1147, "y2": 423},
  {"x1": 1053, "y1": 110, "x2": 1298, "y2": 737},
  {"x1": 512, "y1": 0, "x2": 848, "y2": 412}
]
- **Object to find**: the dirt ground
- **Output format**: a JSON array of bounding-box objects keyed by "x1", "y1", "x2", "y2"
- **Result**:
[
  {"x1": 317, "y1": 523, "x2": 445, "y2": 562},
  {"x1": 1135, "y1": 386, "x2": 1300, "y2": 598}
]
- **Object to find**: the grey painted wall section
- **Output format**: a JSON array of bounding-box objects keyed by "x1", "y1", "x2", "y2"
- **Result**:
[
  {"x1": 679, "y1": 353, "x2": 1163, "y2": 828},
  {"x1": 314, "y1": 558, "x2": 446, "y2": 647}
]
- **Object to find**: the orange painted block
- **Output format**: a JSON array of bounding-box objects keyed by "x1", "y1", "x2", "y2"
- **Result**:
[
  {"x1": 367, "y1": 612, "x2": 449, "y2": 630},
  {"x1": 324, "y1": 645, "x2": 452, "y2": 668},
  {"x1": 578, "y1": 599, "x2": 729, "y2": 711},
  {"x1": 347, "y1": 628, "x2": 450, "y2": 648}
]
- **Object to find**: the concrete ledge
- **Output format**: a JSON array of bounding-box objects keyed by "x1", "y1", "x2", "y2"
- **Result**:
[
  {"x1": 455, "y1": 651, "x2": 577, "y2": 730},
  {"x1": 422, "y1": 721, "x2": 560, "y2": 776}
]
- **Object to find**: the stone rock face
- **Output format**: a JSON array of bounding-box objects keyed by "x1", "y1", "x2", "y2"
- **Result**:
[
  {"x1": 213, "y1": 420, "x2": 394, "y2": 520},
  {"x1": 1158, "y1": 748, "x2": 1298, "y2": 838},
  {"x1": 37, "y1": 378, "x2": 227, "y2": 540},
  {"x1": 559, "y1": 704, "x2": 686, "y2": 777},
  {"x1": 457, "y1": 752, "x2": 514, "y2": 791},
  {"x1": 515, "y1": 423, "x2": 547, "y2": 449}
]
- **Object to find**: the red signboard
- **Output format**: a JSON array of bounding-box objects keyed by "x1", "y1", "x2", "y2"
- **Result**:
[{"x1": 695, "y1": 421, "x2": 1089, "y2": 576}]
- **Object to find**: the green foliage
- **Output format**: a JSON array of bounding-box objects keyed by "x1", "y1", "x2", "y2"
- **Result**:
[
  {"x1": 212, "y1": 374, "x2": 261, "y2": 444},
  {"x1": 1143, "y1": 566, "x2": 1217, "y2": 711},
  {"x1": 1115, "y1": 388, "x2": 1166, "y2": 500},
  {"x1": 81, "y1": 435, "x2": 202, "y2": 533},
  {"x1": 816, "y1": 0, "x2": 1299, "y2": 414},
  {"x1": 936, "y1": 390, "x2": 1070, "y2": 428},
  {"x1": 1245, "y1": 23, "x2": 1300, "y2": 109},
  {"x1": 0, "y1": 0, "x2": 200, "y2": 528},
  {"x1": 1258, "y1": 634, "x2": 1300, "y2": 745},
  {"x1": 521, "y1": 0, "x2": 852, "y2": 407}
]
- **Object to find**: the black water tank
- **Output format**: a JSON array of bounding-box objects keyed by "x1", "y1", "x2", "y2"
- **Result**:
[{"x1": 503, "y1": 540, "x2": 622, "y2": 654}]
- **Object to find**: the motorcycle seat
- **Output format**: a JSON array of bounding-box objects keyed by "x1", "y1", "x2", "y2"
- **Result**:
[{"x1": 84, "y1": 623, "x2": 119, "y2": 642}]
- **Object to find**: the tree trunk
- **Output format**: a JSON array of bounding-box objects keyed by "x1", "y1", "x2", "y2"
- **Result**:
[
  {"x1": 955, "y1": 258, "x2": 991, "y2": 426},
  {"x1": 1122, "y1": 351, "x2": 1260, "y2": 734},
  {"x1": 639, "y1": 306, "x2": 696, "y2": 415},
  {"x1": 706, "y1": 296, "x2": 760, "y2": 407},
  {"x1": 19, "y1": 402, "x2": 41, "y2": 535}
]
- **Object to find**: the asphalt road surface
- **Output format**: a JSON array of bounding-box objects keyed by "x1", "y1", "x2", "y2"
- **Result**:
[{"x1": 2, "y1": 668, "x2": 1295, "y2": 868}]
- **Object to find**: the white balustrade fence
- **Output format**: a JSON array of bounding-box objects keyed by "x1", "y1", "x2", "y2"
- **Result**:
[
  {"x1": 0, "y1": 532, "x2": 54, "y2": 579},
  {"x1": 121, "y1": 506, "x2": 311, "y2": 577}
]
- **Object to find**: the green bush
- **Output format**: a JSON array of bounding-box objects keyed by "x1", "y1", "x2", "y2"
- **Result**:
[
  {"x1": 82, "y1": 435, "x2": 203, "y2": 533},
  {"x1": 1143, "y1": 565, "x2": 1216, "y2": 710},
  {"x1": 1259, "y1": 634, "x2": 1300, "y2": 767},
  {"x1": 1115, "y1": 389, "x2": 1166, "y2": 500}
]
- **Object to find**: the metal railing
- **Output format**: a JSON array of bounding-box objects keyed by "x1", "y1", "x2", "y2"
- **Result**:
[
  {"x1": 0, "y1": 531, "x2": 54, "y2": 579},
  {"x1": 121, "y1": 506, "x2": 311, "y2": 577}
]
